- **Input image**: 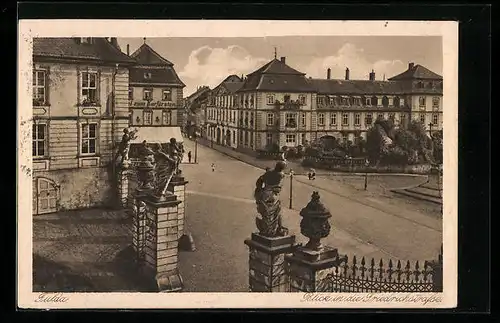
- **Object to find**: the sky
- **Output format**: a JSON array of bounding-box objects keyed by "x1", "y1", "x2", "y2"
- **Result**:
[{"x1": 118, "y1": 36, "x2": 443, "y2": 97}]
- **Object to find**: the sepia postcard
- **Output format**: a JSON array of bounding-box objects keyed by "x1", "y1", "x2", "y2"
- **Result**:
[{"x1": 17, "y1": 20, "x2": 458, "y2": 309}]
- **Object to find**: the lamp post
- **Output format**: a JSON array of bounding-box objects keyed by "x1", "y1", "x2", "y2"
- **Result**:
[
  {"x1": 289, "y1": 169, "x2": 294, "y2": 209},
  {"x1": 364, "y1": 158, "x2": 369, "y2": 191},
  {"x1": 428, "y1": 122, "x2": 433, "y2": 137},
  {"x1": 194, "y1": 131, "x2": 199, "y2": 163}
]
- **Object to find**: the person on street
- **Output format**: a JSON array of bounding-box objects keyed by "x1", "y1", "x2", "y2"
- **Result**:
[
  {"x1": 188, "y1": 151, "x2": 192, "y2": 163},
  {"x1": 211, "y1": 163, "x2": 215, "y2": 172}
]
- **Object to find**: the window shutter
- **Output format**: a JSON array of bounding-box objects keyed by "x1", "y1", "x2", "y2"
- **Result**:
[
  {"x1": 76, "y1": 66, "x2": 81, "y2": 105},
  {"x1": 96, "y1": 69, "x2": 101, "y2": 104},
  {"x1": 45, "y1": 66, "x2": 50, "y2": 105}
]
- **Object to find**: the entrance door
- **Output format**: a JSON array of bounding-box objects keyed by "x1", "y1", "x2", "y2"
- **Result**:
[
  {"x1": 36, "y1": 178, "x2": 58, "y2": 215},
  {"x1": 216, "y1": 128, "x2": 221, "y2": 144}
]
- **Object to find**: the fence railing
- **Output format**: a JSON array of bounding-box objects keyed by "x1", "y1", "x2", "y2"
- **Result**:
[{"x1": 325, "y1": 255, "x2": 440, "y2": 293}]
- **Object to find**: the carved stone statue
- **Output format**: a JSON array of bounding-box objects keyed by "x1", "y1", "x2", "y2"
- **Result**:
[
  {"x1": 116, "y1": 128, "x2": 138, "y2": 168},
  {"x1": 253, "y1": 160, "x2": 289, "y2": 237},
  {"x1": 136, "y1": 140, "x2": 155, "y2": 191},
  {"x1": 152, "y1": 142, "x2": 179, "y2": 200}
]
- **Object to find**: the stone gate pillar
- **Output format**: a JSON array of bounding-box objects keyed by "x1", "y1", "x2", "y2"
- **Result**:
[
  {"x1": 244, "y1": 233, "x2": 296, "y2": 292},
  {"x1": 167, "y1": 174, "x2": 189, "y2": 240},
  {"x1": 286, "y1": 191, "x2": 347, "y2": 292},
  {"x1": 117, "y1": 168, "x2": 129, "y2": 208},
  {"x1": 140, "y1": 193, "x2": 184, "y2": 292}
]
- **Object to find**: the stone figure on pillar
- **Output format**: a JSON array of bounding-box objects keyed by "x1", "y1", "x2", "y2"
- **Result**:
[
  {"x1": 253, "y1": 160, "x2": 289, "y2": 237},
  {"x1": 152, "y1": 142, "x2": 179, "y2": 200},
  {"x1": 116, "y1": 128, "x2": 138, "y2": 168},
  {"x1": 136, "y1": 140, "x2": 156, "y2": 191}
]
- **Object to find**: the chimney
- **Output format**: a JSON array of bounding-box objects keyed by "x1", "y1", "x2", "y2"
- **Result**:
[
  {"x1": 369, "y1": 69, "x2": 376, "y2": 81},
  {"x1": 110, "y1": 37, "x2": 120, "y2": 50},
  {"x1": 280, "y1": 56, "x2": 286, "y2": 64},
  {"x1": 126, "y1": 44, "x2": 130, "y2": 56},
  {"x1": 345, "y1": 67, "x2": 350, "y2": 80},
  {"x1": 327, "y1": 68, "x2": 331, "y2": 80},
  {"x1": 409, "y1": 62, "x2": 415, "y2": 70}
]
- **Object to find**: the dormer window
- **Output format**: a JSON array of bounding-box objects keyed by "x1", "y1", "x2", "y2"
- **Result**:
[
  {"x1": 144, "y1": 72, "x2": 152, "y2": 80},
  {"x1": 81, "y1": 38, "x2": 92, "y2": 44},
  {"x1": 284, "y1": 94, "x2": 291, "y2": 103}
]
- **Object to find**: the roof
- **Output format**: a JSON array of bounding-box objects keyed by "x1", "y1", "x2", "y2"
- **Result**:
[
  {"x1": 309, "y1": 79, "x2": 406, "y2": 95},
  {"x1": 33, "y1": 38, "x2": 136, "y2": 65},
  {"x1": 248, "y1": 59, "x2": 305, "y2": 76},
  {"x1": 388, "y1": 64, "x2": 442, "y2": 81},
  {"x1": 223, "y1": 81, "x2": 244, "y2": 94},
  {"x1": 129, "y1": 66, "x2": 185, "y2": 87},
  {"x1": 130, "y1": 43, "x2": 173, "y2": 66},
  {"x1": 238, "y1": 58, "x2": 315, "y2": 92},
  {"x1": 186, "y1": 86, "x2": 211, "y2": 101}
]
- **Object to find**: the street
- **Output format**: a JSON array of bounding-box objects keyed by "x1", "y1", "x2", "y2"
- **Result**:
[{"x1": 178, "y1": 140, "x2": 443, "y2": 291}]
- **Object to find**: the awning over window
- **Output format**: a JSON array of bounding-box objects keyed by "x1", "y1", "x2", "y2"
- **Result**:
[{"x1": 130, "y1": 126, "x2": 183, "y2": 144}]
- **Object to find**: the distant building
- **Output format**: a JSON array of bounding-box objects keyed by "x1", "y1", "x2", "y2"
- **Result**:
[
  {"x1": 127, "y1": 40, "x2": 185, "y2": 146},
  {"x1": 184, "y1": 86, "x2": 211, "y2": 138},
  {"x1": 205, "y1": 75, "x2": 244, "y2": 148},
  {"x1": 202, "y1": 57, "x2": 443, "y2": 154},
  {"x1": 31, "y1": 37, "x2": 136, "y2": 214}
]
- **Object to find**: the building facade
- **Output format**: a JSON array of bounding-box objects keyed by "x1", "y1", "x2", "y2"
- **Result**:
[
  {"x1": 127, "y1": 40, "x2": 185, "y2": 145},
  {"x1": 203, "y1": 58, "x2": 443, "y2": 153},
  {"x1": 184, "y1": 85, "x2": 211, "y2": 138},
  {"x1": 32, "y1": 37, "x2": 136, "y2": 215},
  {"x1": 206, "y1": 75, "x2": 244, "y2": 149}
]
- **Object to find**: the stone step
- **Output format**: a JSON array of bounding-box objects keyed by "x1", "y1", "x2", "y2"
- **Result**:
[
  {"x1": 392, "y1": 189, "x2": 442, "y2": 205},
  {"x1": 420, "y1": 183, "x2": 442, "y2": 191},
  {"x1": 406, "y1": 186, "x2": 442, "y2": 199}
]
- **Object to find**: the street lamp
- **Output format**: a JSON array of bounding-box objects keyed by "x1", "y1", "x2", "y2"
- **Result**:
[
  {"x1": 289, "y1": 169, "x2": 294, "y2": 209},
  {"x1": 364, "y1": 158, "x2": 369, "y2": 191}
]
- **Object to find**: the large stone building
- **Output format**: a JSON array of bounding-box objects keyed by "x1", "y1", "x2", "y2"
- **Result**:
[
  {"x1": 184, "y1": 85, "x2": 211, "y2": 138},
  {"x1": 205, "y1": 75, "x2": 244, "y2": 148},
  {"x1": 205, "y1": 57, "x2": 443, "y2": 153},
  {"x1": 127, "y1": 39, "x2": 185, "y2": 145},
  {"x1": 32, "y1": 37, "x2": 136, "y2": 214}
]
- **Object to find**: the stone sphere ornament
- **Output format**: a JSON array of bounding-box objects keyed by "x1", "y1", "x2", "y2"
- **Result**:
[{"x1": 299, "y1": 191, "x2": 332, "y2": 251}]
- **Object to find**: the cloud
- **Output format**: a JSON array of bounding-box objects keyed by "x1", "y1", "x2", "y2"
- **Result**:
[
  {"x1": 303, "y1": 43, "x2": 405, "y2": 81},
  {"x1": 179, "y1": 45, "x2": 268, "y2": 96}
]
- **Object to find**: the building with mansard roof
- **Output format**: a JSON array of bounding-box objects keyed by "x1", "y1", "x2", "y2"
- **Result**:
[
  {"x1": 126, "y1": 39, "x2": 186, "y2": 147},
  {"x1": 204, "y1": 56, "x2": 443, "y2": 154},
  {"x1": 31, "y1": 37, "x2": 136, "y2": 215}
]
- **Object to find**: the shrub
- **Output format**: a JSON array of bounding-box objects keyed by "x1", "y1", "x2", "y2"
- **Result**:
[{"x1": 265, "y1": 143, "x2": 280, "y2": 153}]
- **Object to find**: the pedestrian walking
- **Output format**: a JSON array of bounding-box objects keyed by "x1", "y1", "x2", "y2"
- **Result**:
[
  {"x1": 308, "y1": 168, "x2": 316, "y2": 180},
  {"x1": 188, "y1": 151, "x2": 192, "y2": 163},
  {"x1": 211, "y1": 163, "x2": 215, "y2": 172}
]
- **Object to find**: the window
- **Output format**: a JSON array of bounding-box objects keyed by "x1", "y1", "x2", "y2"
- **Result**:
[
  {"x1": 365, "y1": 97, "x2": 371, "y2": 106},
  {"x1": 267, "y1": 113, "x2": 274, "y2": 126},
  {"x1": 233, "y1": 131, "x2": 236, "y2": 144},
  {"x1": 354, "y1": 98, "x2": 361, "y2": 106},
  {"x1": 378, "y1": 113, "x2": 384, "y2": 120},
  {"x1": 400, "y1": 114, "x2": 406, "y2": 126},
  {"x1": 32, "y1": 123, "x2": 47, "y2": 157},
  {"x1": 128, "y1": 87, "x2": 133, "y2": 100},
  {"x1": 144, "y1": 111, "x2": 153, "y2": 125},
  {"x1": 394, "y1": 97, "x2": 400, "y2": 107},
  {"x1": 330, "y1": 113, "x2": 337, "y2": 126},
  {"x1": 162, "y1": 111, "x2": 172, "y2": 125},
  {"x1": 143, "y1": 88, "x2": 153, "y2": 101},
  {"x1": 286, "y1": 134, "x2": 296, "y2": 144},
  {"x1": 420, "y1": 113, "x2": 426, "y2": 124},
  {"x1": 301, "y1": 133, "x2": 306, "y2": 144},
  {"x1": 342, "y1": 113, "x2": 349, "y2": 126},
  {"x1": 267, "y1": 94, "x2": 275, "y2": 104},
  {"x1": 432, "y1": 113, "x2": 439, "y2": 125},
  {"x1": 284, "y1": 94, "x2": 291, "y2": 103},
  {"x1": 144, "y1": 72, "x2": 152, "y2": 80},
  {"x1": 80, "y1": 37, "x2": 92, "y2": 44},
  {"x1": 285, "y1": 113, "x2": 297, "y2": 128},
  {"x1": 162, "y1": 89, "x2": 172, "y2": 101},
  {"x1": 81, "y1": 72, "x2": 97, "y2": 104},
  {"x1": 432, "y1": 97, "x2": 440, "y2": 110},
  {"x1": 301, "y1": 113, "x2": 306, "y2": 126},
  {"x1": 33, "y1": 71, "x2": 46, "y2": 105},
  {"x1": 366, "y1": 113, "x2": 373, "y2": 126},
  {"x1": 266, "y1": 133, "x2": 273, "y2": 145},
  {"x1": 81, "y1": 123, "x2": 97, "y2": 155},
  {"x1": 388, "y1": 113, "x2": 395, "y2": 121},
  {"x1": 354, "y1": 113, "x2": 361, "y2": 126},
  {"x1": 299, "y1": 95, "x2": 306, "y2": 105},
  {"x1": 419, "y1": 96, "x2": 426, "y2": 107},
  {"x1": 318, "y1": 113, "x2": 325, "y2": 126},
  {"x1": 341, "y1": 97, "x2": 348, "y2": 105},
  {"x1": 342, "y1": 133, "x2": 348, "y2": 143}
]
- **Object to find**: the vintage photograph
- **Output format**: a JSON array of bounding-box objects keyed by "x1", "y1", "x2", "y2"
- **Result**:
[{"x1": 18, "y1": 20, "x2": 457, "y2": 308}]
